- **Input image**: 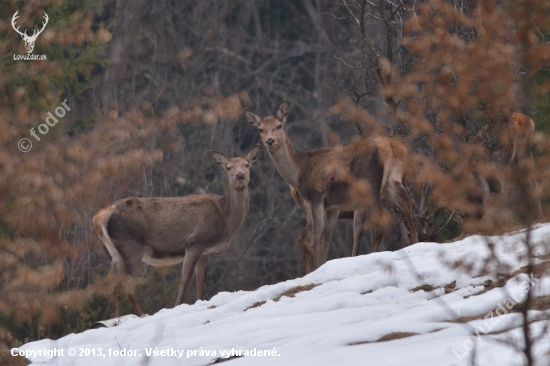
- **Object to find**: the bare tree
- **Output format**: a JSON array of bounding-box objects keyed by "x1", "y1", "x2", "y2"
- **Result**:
[
  {"x1": 101, "y1": 0, "x2": 150, "y2": 111},
  {"x1": 334, "y1": 0, "x2": 414, "y2": 130}
]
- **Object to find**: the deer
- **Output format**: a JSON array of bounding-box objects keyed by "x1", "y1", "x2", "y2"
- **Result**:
[
  {"x1": 289, "y1": 186, "x2": 363, "y2": 273},
  {"x1": 471, "y1": 112, "x2": 543, "y2": 219},
  {"x1": 246, "y1": 100, "x2": 418, "y2": 272},
  {"x1": 93, "y1": 145, "x2": 260, "y2": 317},
  {"x1": 288, "y1": 130, "x2": 417, "y2": 269},
  {"x1": 290, "y1": 186, "x2": 417, "y2": 272},
  {"x1": 11, "y1": 11, "x2": 49, "y2": 54}
]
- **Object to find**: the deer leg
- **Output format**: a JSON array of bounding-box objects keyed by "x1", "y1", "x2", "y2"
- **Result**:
[
  {"x1": 399, "y1": 222, "x2": 410, "y2": 249},
  {"x1": 528, "y1": 150, "x2": 543, "y2": 219},
  {"x1": 123, "y1": 276, "x2": 144, "y2": 316},
  {"x1": 369, "y1": 204, "x2": 391, "y2": 253},
  {"x1": 116, "y1": 241, "x2": 146, "y2": 316},
  {"x1": 106, "y1": 263, "x2": 123, "y2": 318},
  {"x1": 311, "y1": 203, "x2": 327, "y2": 270},
  {"x1": 299, "y1": 200, "x2": 315, "y2": 274},
  {"x1": 352, "y1": 209, "x2": 368, "y2": 256},
  {"x1": 388, "y1": 181, "x2": 419, "y2": 244},
  {"x1": 194, "y1": 255, "x2": 210, "y2": 301},
  {"x1": 96, "y1": 220, "x2": 127, "y2": 318},
  {"x1": 295, "y1": 196, "x2": 315, "y2": 273},
  {"x1": 175, "y1": 247, "x2": 203, "y2": 306},
  {"x1": 298, "y1": 225, "x2": 314, "y2": 274},
  {"x1": 321, "y1": 210, "x2": 339, "y2": 263},
  {"x1": 530, "y1": 177, "x2": 544, "y2": 219},
  {"x1": 370, "y1": 225, "x2": 386, "y2": 253}
]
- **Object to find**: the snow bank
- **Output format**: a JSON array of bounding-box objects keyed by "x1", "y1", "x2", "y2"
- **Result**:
[{"x1": 16, "y1": 224, "x2": 550, "y2": 365}]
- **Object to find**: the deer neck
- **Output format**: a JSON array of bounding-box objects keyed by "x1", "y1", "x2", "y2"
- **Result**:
[
  {"x1": 222, "y1": 184, "x2": 250, "y2": 235},
  {"x1": 270, "y1": 134, "x2": 302, "y2": 188}
]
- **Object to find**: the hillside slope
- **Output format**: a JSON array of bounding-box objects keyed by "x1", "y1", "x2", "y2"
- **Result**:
[{"x1": 18, "y1": 225, "x2": 550, "y2": 366}]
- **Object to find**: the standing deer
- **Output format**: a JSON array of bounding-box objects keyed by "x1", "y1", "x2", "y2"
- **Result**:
[
  {"x1": 93, "y1": 145, "x2": 259, "y2": 317},
  {"x1": 11, "y1": 11, "x2": 48, "y2": 54},
  {"x1": 472, "y1": 112, "x2": 542, "y2": 218},
  {"x1": 290, "y1": 186, "x2": 359, "y2": 272},
  {"x1": 246, "y1": 100, "x2": 418, "y2": 272},
  {"x1": 290, "y1": 185, "x2": 414, "y2": 271},
  {"x1": 288, "y1": 130, "x2": 415, "y2": 270}
]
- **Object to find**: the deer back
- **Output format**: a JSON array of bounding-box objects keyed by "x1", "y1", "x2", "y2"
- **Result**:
[
  {"x1": 107, "y1": 195, "x2": 228, "y2": 255},
  {"x1": 503, "y1": 112, "x2": 535, "y2": 162}
]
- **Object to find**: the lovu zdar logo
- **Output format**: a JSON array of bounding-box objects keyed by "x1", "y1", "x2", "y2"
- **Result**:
[{"x1": 11, "y1": 10, "x2": 49, "y2": 60}]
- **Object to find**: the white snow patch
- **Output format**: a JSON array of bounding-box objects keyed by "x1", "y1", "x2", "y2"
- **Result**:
[{"x1": 16, "y1": 224, "x2": 550, "y2": 365}]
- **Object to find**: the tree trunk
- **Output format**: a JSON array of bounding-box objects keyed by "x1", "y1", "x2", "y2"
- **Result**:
[{"x1": 102, "y1": 0, "x2": 150, "y2": 112}]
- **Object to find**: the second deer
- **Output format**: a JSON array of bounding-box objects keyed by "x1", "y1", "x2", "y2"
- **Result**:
[
  {"x1": 246, "y1": 100, "x2": 418, "y2": 272},
  {"x1": 93, "y1": 145, "x2": 260, "y2": 317}
]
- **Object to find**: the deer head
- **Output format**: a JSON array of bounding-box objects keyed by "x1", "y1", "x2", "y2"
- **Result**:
[
  {"x1": 12, "y1": 11, "x2": 49, "y2": 54},
  {"x1": 245, "y1": 100, "x2": 289, "y2": 152},
  {"x1": 210, "y1": 145, "x2": 260, "y2": 190}
]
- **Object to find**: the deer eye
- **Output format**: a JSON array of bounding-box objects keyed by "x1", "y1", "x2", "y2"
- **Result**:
[
  {"x1": 225, "y1": 166, "x2": 231, "y2": 171},
  {"x1": 275, "y1": 125, "x2": 282, "y2": 130},
  {"x1": 244, "y1": 163, "x2": 250, "y2": 168},
  {"x1": 259, "y1": 129, "x2": 265, "y2": 133}
]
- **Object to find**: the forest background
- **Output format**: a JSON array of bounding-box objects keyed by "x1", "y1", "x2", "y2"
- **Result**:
[{"x1": 1, "y1": 0, "x2": 550, "y2": 359}]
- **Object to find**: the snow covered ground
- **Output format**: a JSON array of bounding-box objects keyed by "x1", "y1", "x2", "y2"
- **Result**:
[{"x1": 17, "y1": 225, "x2": 550, "y2": 366}]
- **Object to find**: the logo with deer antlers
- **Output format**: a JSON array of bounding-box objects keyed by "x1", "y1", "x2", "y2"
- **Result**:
[{"x1": 11, "y1": 11, "x2": 49, "y2": 54}]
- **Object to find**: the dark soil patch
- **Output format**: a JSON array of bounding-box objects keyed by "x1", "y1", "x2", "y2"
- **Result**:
[
  {"x1": 464, "y1": 277, "x2": 508, "y2": 299},
  {"x1": 484, "y1": 311, "x2": 550, "y2": 336},
  {"x1": 410, "y1": 281, "x2": 456, "y2": 294},
  {"x1": 273, "y1": 284, "x2": 318, "y2": 302},
  {"x1": 377, "y1": 332, "x2": 419, "y2": 342},
  {"x1": 349, "y1": 332, "x2": 419, "y2": 346},
  {"x1": 411, "y1": 284, "x2": 438, "y2": 292},
  {"x1": 466, "y1": 261, "x2": 550, "y2": 299},
  {"x1": 243, "y1": 284, "x2": 319, "y2": 310},
  {"x1": 244, "y1": 301, "x2": 266, "y2": 311},
  {"x1": 449, "y1": 295, "x2": 550, "y2": 324},
  {"x1": 512, "y1": 295, "x2": 550, "y2": 312},
  {"x1": 445, "y1": 281, "x2": 456, "y2": 294},
  {"x1": 450, "y1": 313, "x2": 489, "y2": 323},
  {"x1": 534, "y1": 253, "x2": 550, "y2": 261},
  {"x1": 208, "y1": 355, "x2": 243, "y2": 364},
  {"x1": 528, "y1": 295, "x2": 550, "y2": 311}
]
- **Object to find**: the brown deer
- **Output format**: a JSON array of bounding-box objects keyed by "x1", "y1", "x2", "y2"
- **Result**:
[
  {"x1": 290, "y1": 186, "x2": 415, "y2": 270},
  {"x1": 471, "y1": 112, "x2": 542, "y2": 218},
  {"x1": 246, "y1": 100, "x2": 418, "y2": 272},
  {"x1": 93, "y1": 145, "x2": 260, "y2": 317},
  {"x1": 289, "y1": 131, "x2": 415, "y2": 270},
  {"x1": 290, "y1": 186, "x2": 355, "y2": 273}
]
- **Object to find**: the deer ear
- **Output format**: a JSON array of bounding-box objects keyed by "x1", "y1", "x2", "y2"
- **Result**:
[
  {"x1": 210, "y1": 150, "x2": 228, "y2": 167},
  {"x1": 245, "y1": 144, "x2": 260, "y2": 163},
  {"x1": 245, "y1": 109, "x2": 262, "y2": 127},
  {"x1": 275, "y1": 100, "x2": 289, "y2": 122}
]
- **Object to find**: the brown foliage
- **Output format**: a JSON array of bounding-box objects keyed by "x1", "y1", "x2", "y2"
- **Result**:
[
  {"x1": 372, "y1": 0, "x2": 550, "y2": 235},
  {"x1": 1, "y1": 2, "x2": 549, "y2": 360}
]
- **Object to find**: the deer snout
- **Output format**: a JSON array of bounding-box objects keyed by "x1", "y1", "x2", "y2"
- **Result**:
[
  {"x1": 265, "y1": 138, "x2": 275, "y2": 146},
  {"x1": 235, "y1": 172, "x2": 246, "y2": 181}
]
